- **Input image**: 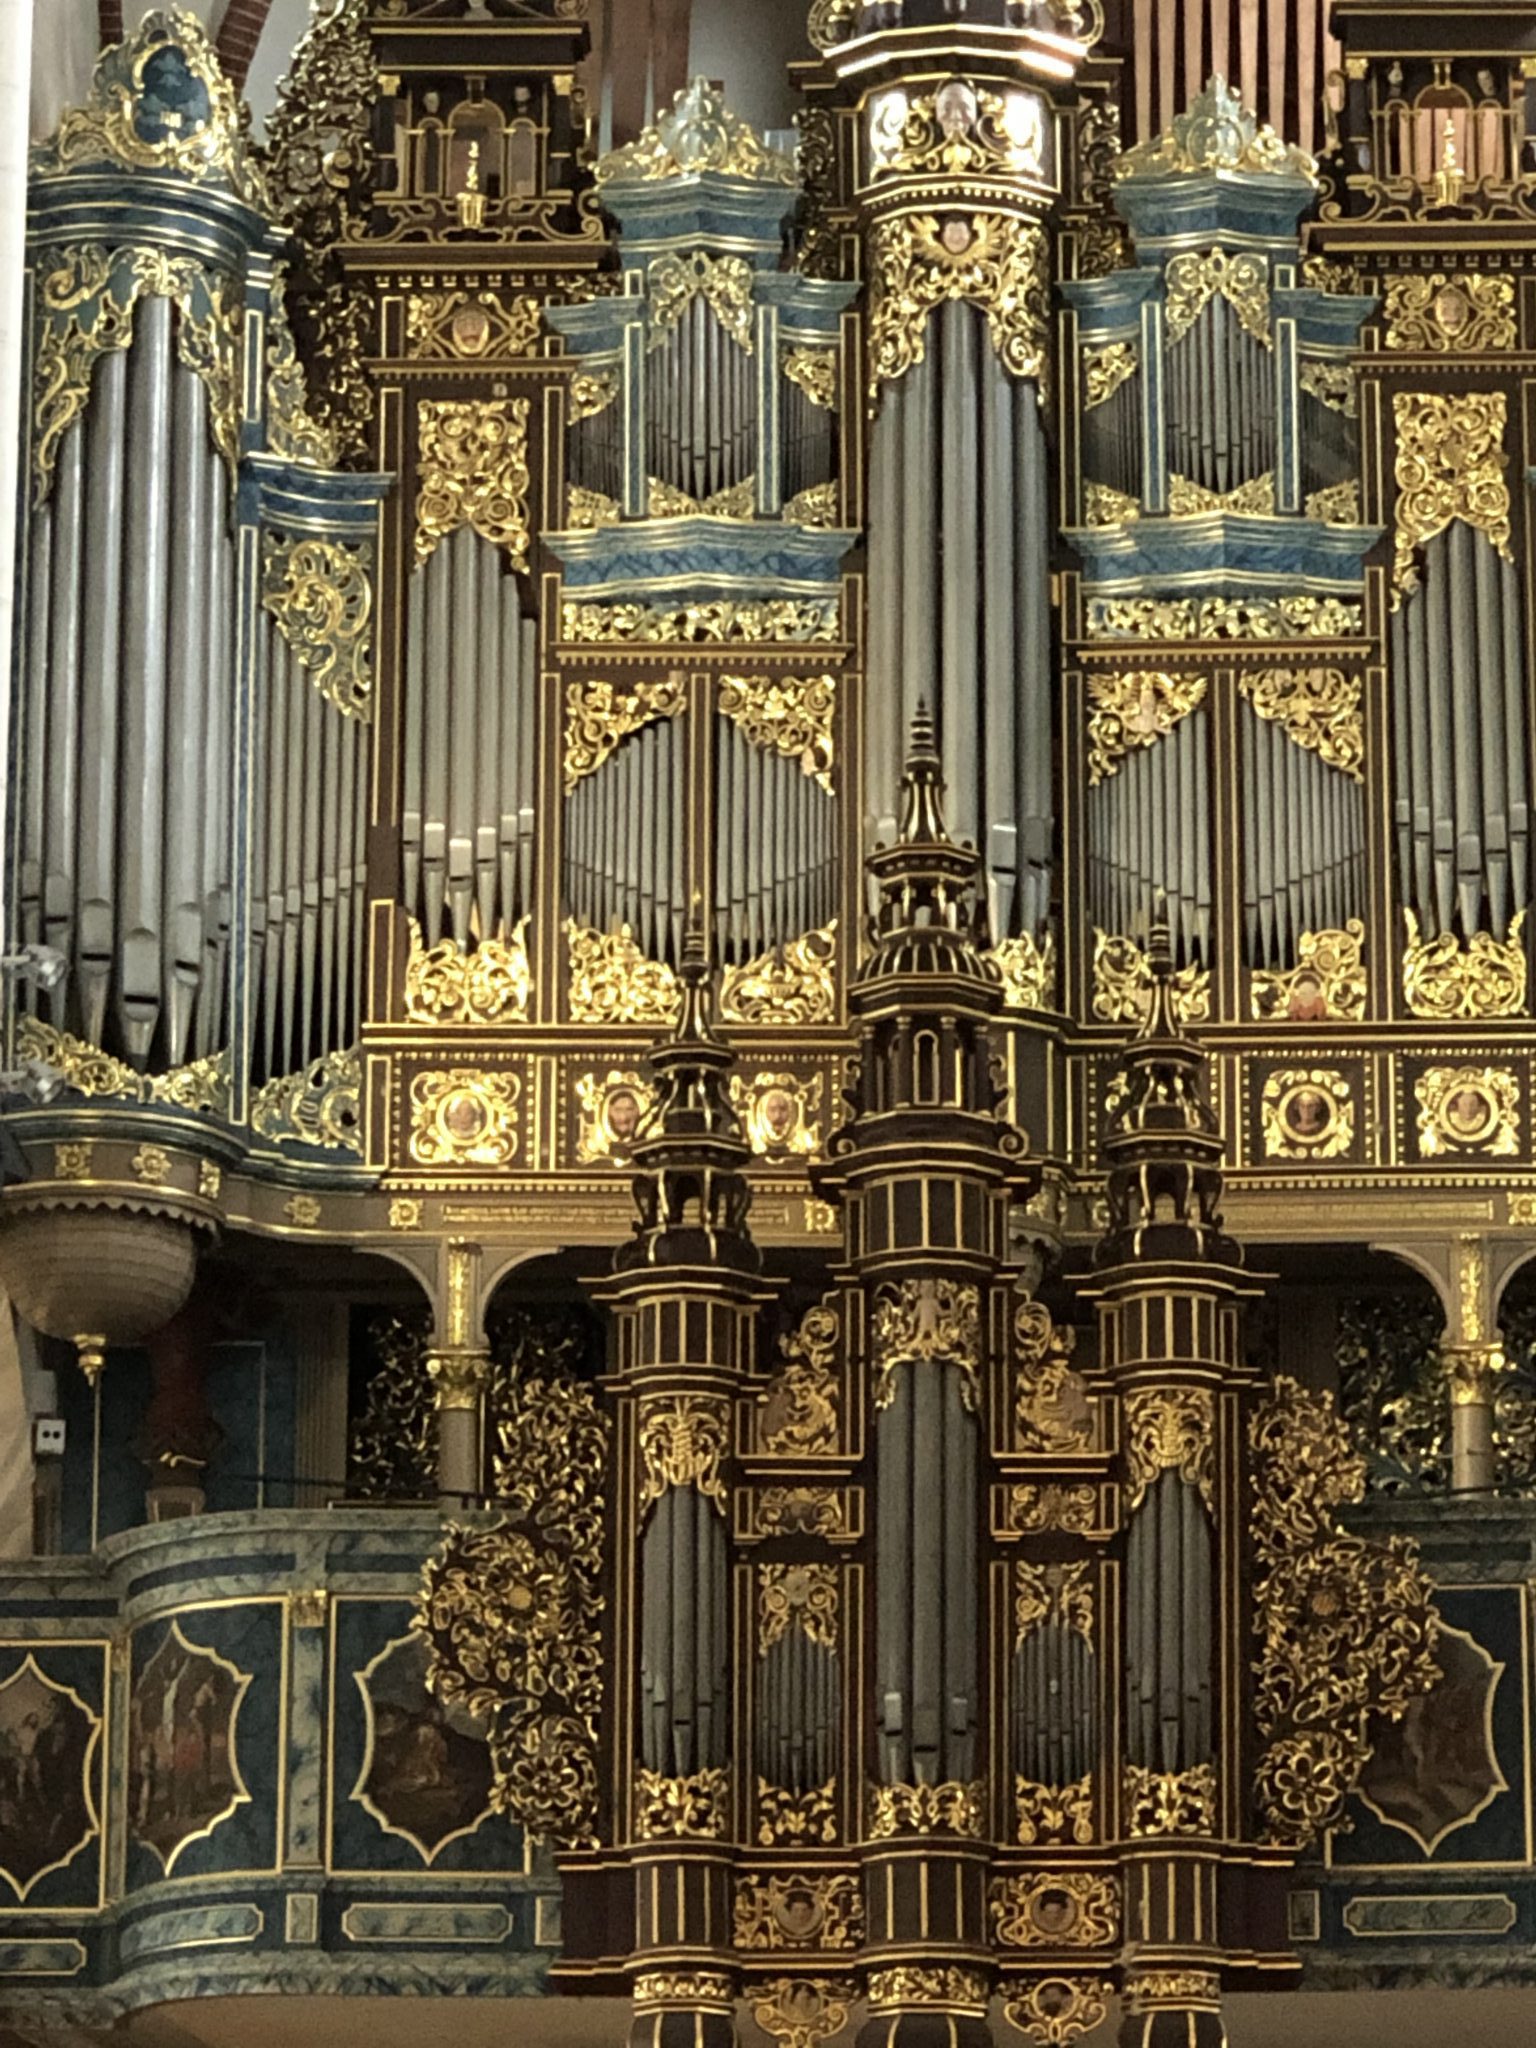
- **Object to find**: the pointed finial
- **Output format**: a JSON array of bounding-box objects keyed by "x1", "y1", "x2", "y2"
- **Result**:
[
  {"x1": 672, "y1": 897, "x2": 716, "y2": 1041},
  {"x1": 1139, "y1": 893, "x2": 1181, "y2": 1039},
  {"x1": 898, "y1": 701, "x2": 950, "y2": 844}
]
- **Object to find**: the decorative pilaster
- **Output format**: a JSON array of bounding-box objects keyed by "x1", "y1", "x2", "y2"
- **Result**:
[{"x1": 426, "y1": 1236, "x2": 489, "y2": 1507}]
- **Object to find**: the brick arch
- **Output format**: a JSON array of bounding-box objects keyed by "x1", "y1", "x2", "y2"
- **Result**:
[{"x1": 216, "y1": 0, "x2": 279, "y2": 88}]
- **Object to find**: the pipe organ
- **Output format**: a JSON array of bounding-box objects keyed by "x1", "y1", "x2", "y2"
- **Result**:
[{"x1": 9, "y1": 5, "x2": 1536, "y2": 2047}]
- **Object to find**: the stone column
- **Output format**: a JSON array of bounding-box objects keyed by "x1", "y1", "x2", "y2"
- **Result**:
[{"x1": 427, "y1": 1237, "x2": 490, "y2": 1509}]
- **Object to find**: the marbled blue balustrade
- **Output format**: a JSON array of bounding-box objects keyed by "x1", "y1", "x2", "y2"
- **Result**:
[{"x1": 0, "y1": 1512, "x2": 558, "y2": 2028}]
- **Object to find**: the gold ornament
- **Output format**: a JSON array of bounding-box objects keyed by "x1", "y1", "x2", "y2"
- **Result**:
[
  {"x1": 565, "y1": 920, "x2": 680, "y2": 1026},
  {"x1": 867, "y1": 76, "x2": 1046, "y2": 181},
  {"x1": 1001, "y1": 1975, "x2": 1109, "y2": 2047},
  {"x1": 1015, "y1": 1774, "x2": 1094, "y2": 1848},
  {"x1": 1124, "y1": 1386, "x2": 1215, "y2": 1511},
  {"x1": 1162, "y1": 247, "x2": 1272, "y2": 348},
  {"x1": 757, "y1": 1778, "x2": 838, "y2": 1846},
  {"x1": 1123, "y1": 1761, "x2": 1218, "y2": 1837},
  {"x1": 565, "y1": 484, "x2": 619, "y2": 530},
  {"x1": 597, "y1": 77, "x2": 796, "y2": 187},
  {"x1": 405, "y1": 288, "x2": 542, "y2": 360},
  {"x1": 866, "y1": 211, "x2": 1049, "y2": 401},
  {"x1": 749, "y1": 1978, "x2": 857, "y2": 2048},
  {"x1": 1091, "y1": 930, "x2": 1210, "y2": 1027},
  {"x1": 14, "y1": 1019, "x2": 228, "y2": 1114},
  {"x1": 634, "y1": 1766, "x2": 730, "y2": 1840},
  {"x1": 1248, "y1": 1376, "x2": 1440, "y2": 1849},
  {"x1": 721, "y1": 925, "x2": 837, "y2": 1027},
  {"x1": 759, "y1": 1300, "x2": 842, "y2": 1456},
  {"x1": 262, "y1": 534, "x2": 374, "y2": 721},
  {"x1": 783, "y1": 346, "x2": 838, "y2": 409},
  {"x1": 251, "y1": 1049, "x2": 362, "y2": 1152},
  {"x1": 783, "y1": 480, "x2": 839, "y2": 528},
  {"x1": 648, "y1": 249, "x2": 755, "y2": 351},
  {"x1": 129, "y1": 1145, "x2": 171, "y2": 1185},
  {"x1": 414, "y1": 399, "x2": 531, "y2": 570},
  {"x1": 574, "y1": 1068, "x2": 656, "y2": 1166},
  {"x1": 388, "y1": 1198, "x2": 421, "y2": 1229},
  {"x1": 1262, "y1": 1068, "x2": 1356, "y2": 1162},
  {"x1": 991, "y1": 1871, "x2": 1119, "y2": 1950},
  {"x1": 562, "y1": 597, "x2": 840, "y2": 644},
  {"x1": 637, "y1": 1395, "x2": 731, "y2": 1514},
  {"x1": 1117, "y1": 76, "x2": 1316, "y2": 182},
  {"x1": 1167, "y1": 469, "x2": 1276, "y2": 516},
  {"x1": 1014, "y1": 1300, "x2": 1091, "y2": 1453},
  {"x1": 1082, "y1": 480, "x2": 1141, "y2": 526},
  {"x1": 1238, "y1": 666, "x2": 1362, "y2": 780},
  {"x1": 1010, "y1": 1484, "x2": 1100, "y2": 1535},
  {"x1": 645, "y1": 473, "x2": 757, "y2": 519},
  {"x1": 867, "y1": 1780, "x2": 984, "y2": 1839},
  {"x1": 1015, "y1": 1561, "x2": 1094, "y2": 1648},
  {"x1": 633, "y1": 1972, "x2": 734, "y2": 2008},
  {"x1": 1082, "y1": 340, "x2": 1137, "y2": 410},
  {"x1": 758, "y1": 1564, "x2": 839, "y2": 1656},
  {"x1": 1305, "y1": 479, "x2": 1361, "y2": 524},
  {"x1": 733, "y1": 1872, "x2": 861, "y2": 1951},
  {"x1": 1402, "y1": 907, "x2": 1526, "y2": 1020},
  {"x1": 1251, "y1": 920, "x2": 1368, "y2": 1022},
  {"x1": 1391, "y1": 389, "x2": 1511, "y2": 599},
  {"x1": 717, "y1": 674, "x2": 836, "y2": 790},
  {"x1": 407, "y1": 1068, "x2": 521, "y2": 1167},
  {"x1": 731, "y1": 1071, "x2": 824, "y2": 1160},
  {"x1": 867, "y1": 1967, "x2": 989, "y2": 2013},
  {"x1": 570, "y1": 368, "x2": 620, "y2": 421},
  {"x1": 283, "y1": 1193, "x2": 322, "y2": 1228},
  {"x1": 1087, "y1": 594, "x2": 1363, "y2": 641},
  {"x1": 1383, "y1": 273, "x2": 1516, "y2": 354},
  {"x1": 1086, "y1": 669, "x2": 1205, "y2": 784},
  {"x1": 404, "y1": 920, "x2": 532, "y2": 1024},
  {"x1": 198, "y1": 1160, "x2": 221, "y2": 1200},
  {"x1": 754, "y1": 1488, "x2": 845, "y2": 1539},
  {"x1": 1299, "y1": 360, "x2": 1357, "y2": 416},
  {"x1": 1123, "y1": 1971, "x2": 1221, "y2": 2009},
  {"x1": 1415, "y1": 1066, "x2": 1520, "y2": 1158},
  {"x1": 426, "y1": 1347, "x2": 491, "y2": 1414},
  {"x1": 563, "y1": 673, "x2": 686, "y2": 789},
  {"x1": 992, "y1": 930, "x2": 1056, "y2": 1010},
  {"x1": 870, "y1": 1277, "x2": 981, "y2": 1412}
]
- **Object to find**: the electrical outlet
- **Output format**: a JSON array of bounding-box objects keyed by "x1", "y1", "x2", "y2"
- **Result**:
[{"x1": 33, "y1": 1416, "x2": 66, "y2": 1457}]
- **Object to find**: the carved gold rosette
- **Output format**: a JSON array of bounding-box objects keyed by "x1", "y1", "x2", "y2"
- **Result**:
[
  {"x1": 1086, "y1": 670, "x2": 1206, "y2": 783},
  {"x1": 1091, "y1": 931, "x2": 1210, "y2": 1027},
  {"x1": 866, "y1": 210, "x2": 1049, "y2": 401},
  {"x1": 1124, "y1": 1387, "x2": 1215, "y2": 1510},
  {"x1": 1391, "y1": 389, "x2": 1511, "y2": 598},
  {"x1": 404, "y1": 921, "x2": 532, "y2": 1025},
  {"x1": 415, "y1": 398, "x2": 532, "y2": 570},
  {"x1": 1402, "y1": 908, "x2": 1526, "y2": 1020},
  {"x1": 566, "y1": 921, "x2": 681, "y2": 1026},
  {"x1": 563, "y1": 673, "x2": 686, "y2": 790},
  {"x1": 721, "y1": 925, "x2": 837, "y2": 1026},
  {"x1": 717, "y1": 674, "x2": 836, "y2": 789},
  {"x1": 869, "y1": 1277, "x2": 981, "y2": 1411},
  {"x1": 1251, "y1": 921, "x2": 1368, "y2": 1023},
  {"x1": 1237, "y1": 667, "x2": 1363, "y2": 781}
]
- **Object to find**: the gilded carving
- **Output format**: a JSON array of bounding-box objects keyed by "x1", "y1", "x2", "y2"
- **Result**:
[
  {"x1": 1305, "y1": 479, "x2": 1361, "y2": 524},
  {"x1": 1082, "y1": 480, "x2": 1141, "y2": 526},
  {"x1": 1402, "y1": 908, "x2": 1526, "y2": 1020},
  {"x1": 1117, "y1": 76, "x2": 1315, "y2": 182},
  {"x1": 563, "y1": 673, "x2": 686, "y2": 789},
  {"x1": 647, "y1": 250, "x2": 755, "y2": 351},
  {"x1": 407, "y1": 1068, "x2": 521, "y2": 1168},
  {"x1": 1262, "y1": 1067, "x2": 1356, "y2": 1161},
  {"x1": 867, "y1": 211, "x2": 1049, "y2": 400},
  {"x1": 562, "y1": 597, "x2": 840, "y2": 644},
  {"x1": 993, "y1": 929, "x2": 1056, "y2": 1010},
  {"x1": 597, "y1": 78, "x2": 796, "y2": 187},
  {"x1": 721, "y1": 926, "x2": 837, "y2": 1027},
  {"x1": 1091, "y1": 930, "x2": 1210, "y2": 1027},
  {"x1": 1001, "y1": 1975, "x2": 1109, "y2": 2047},
  {"x1": 634, "y1": 1765, "x2": 730, "y2": 1840},
  {"x1": 784, "y1": 480, "x2": 839, "y2": 528},
  {"x1": 426, "y1": 1348, "x2": 490, "y2": 1415},
  {"x1": 251, "y1": 1048, "x2": 362, "y2": 1152},
  {"x1": 1383, "y1": 274, "x2": 1516, "y2": 354},
  {"x1": 1238, "y1": 667, "x2": 1363, "y2": 780},
  {"x1": 867, "y1": 1780, "x2": 983, "y2": 1839},
  {"x1": 15, "y1": 1019, "x2": 228, "y2": 1114},
  {"x1": 415, "y1": 398, "x2": 532, "y2": 570},
  {"x1": 406, "y1": 288, "x2": 541, "y2": 360},
  {"x1": 1082, "y1": 339, "x2": 1137, "y2": 410},
  {"x1": 634, "y1": 1972, "x2": 734, "y2": 2008},
  {"x1": 1086, "y1": 670, "x2": 1205, "y2": 784},
  {"x1": 991, "y1": 1871, "x2": 1119, "y2": 1950},
  {"x1": 867, "y1": 1967, "x2": 989, "y2": 2012},
  {"x1": 1014, "y1": 1300, "x2": 1091, "y2": 1453},
  {"x1": 733, "y1": 1872, "x2": 861, "y2": 1951},
  {"x1": 731, "y1": 1071, "x2": 824, "y2": 1160},
  {"x1": 570, "y1": 367, "x2": 620, "y2": 421},
  {"x1": 1415, "y1": 1066, "x2": 1520, "y2": 1159},
  {"x1": 1015, "y1": 1561, "x2": 1094, "y2": 1648},
  {"x1": 1015, "y1": 1774, "x2": 1094, "y2": 1848},
  {"x1": 754, "y1": 1489, "x2": 845, "y2": 1539},
  {"x1": 1299, "y1": 360, "x2": 1357, "y2": 416},
  {"x1": 717, "y1": 674, "x2": 836, "y2": 790},
  {"x1": 783, "y1": 345, "x2": 837, "y2": 410},
  {"x1": 405, "y1": 920, "x2": 532, "y2": 1025},
  {"x1": 1086, "y1": 595, "x2": 1363, "y2": 642},
  {"x1": 749, "y1": 1979, "x2": 857, "y2": 2048},
  {"x1": 759, "y1": 1564, "x2": 839, "y2": 1655},
  {"x1": 1124, "y1": 1386, "x2": 1215, "y2": 1511},
  {"x1": 870, "y1": 1277, "x2": 981, "y2": 1412},
  {"x1": 130, "y1": 1144, "x2": 171, "y2": 1185},
  {"x1": 574, "y1": 1069, "x2": 656, "y2": 1166},
  {"x1": 566, "y1": 484, "x2": 619, "y2": 530},
  {"x1": 1252, "y1": 921, "x2": 1368, "y2": 1023},
  {"x1": 757, "y1": 1777, "x2": 838, "y2": 1846},
  {"x1": 1391, "y1": 389, "x2": 1511, "y2": 598},
  {"x1": 1248, "y1": 1376, "x2": 1440, "y2": 1848},
  {"x1": 1162, "y1": 247, "x2": 1272, "y2": 348},
  {"x1": 565, "y1": 920, "x2": 681, "y2": 1026},
  {"x1": 867, "y1": 76, "x2": 1045, "y2": 180},
  {"x1": 1123, "y1": 1761, "x2": 1217, "y2": 1836},
  {"x1": 637, "y1": 1395, "x2": 731, "y2": 1514},
  {"x1": 262, "y1": 534, "x2": 374, "y2": 721},
  {"x1": 647, "y1": 473, "x2": 756, "y2": 518},
  {"x1": 1167, "y1": 469, "x2": 1276, "y2": 516},
  {"x1": 760, "y1": 1300, "x2": 841, "y2": 1456},
  {"x1": 1010, "y1": 1484, "x2": 1101, "y2": 1535}
]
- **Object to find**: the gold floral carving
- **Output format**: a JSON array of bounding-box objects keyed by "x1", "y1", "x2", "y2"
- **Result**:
[
  {"x1": 1117, "y1": 76, "x2": 1315, "y2": 182},
  {"x1": 1415, "y1": 1065, "x2": 1520, "y2": 1159},
  {"x1": 414, "y1": 398, "x2": 531, "y2": 569},
  {"x1": 405, "y1": 288, "x2": 541, "y2": 360},
  {"x1": 1091, "y1": 931, "x2": 1210, "y2": 1027},
  {"x1": 731, "y1": 1071, "x2": 824, "y2": 1160},
  {"x1": 1087, "y1": 595, "x2": 1363, "y2": 641},
  {"x1": 868, "y1": 77, "x2": 1045, "y2": 180},
  {"x1": 1123, "y1": 1971, "x2": 1221, "y2": 2008},
  {"x1": 634, "y1": 1971, "x2": 734, "y2": 2008},
  {"x1": 646, "y1": 473, "x2": 756, "y2": 519},
  {"x1": 416, "y1": 1374, "x2": 609, "y2": 1846},
  {"x1": 784, "y1": 480, "x2": 839, "y2": 528},
  {"x1": 1015, "y1": 1561, "x2": 1094, "y2": 1648},
  {"x1": 733, "y1": 1871, "x2": 861, "y2": 1951},
  {"x1": 1299, "y1": 360, "x2": 1357, "y2": 417},
  {"x1": 1086, "y1": 670, "x2": 1205, "y2": 784},
  {"x1": 1082, "y1": 480, "x2": 1141, "y2": 526},
  {"x1": 1248, "y1": 1376, "x2": 1440, "y2": 1849},
  {"x1": 1167, "y1": 469, "x2": 1275, "y2": 516},
  {"x1": 1251, "y1": 921, "x2": 1368, "y2": 1023},
  {"x1": 284, "y1": 1194, "x2": 322, "y2": 1228},
  {"x1": 566, "y1": 920, "x2": 681, "y2": 1026},
  {"x1": 407, "y1": 1068, "x2": 520, "y2": 1167},
  {"x1": 51, "y1": 1139, "x2": 92, "y2": 1180},
  {"x1": 15, "y1": 1019, "x2": 229, "y2": 1114},
  {"x1": 991, "y1": 1871, "x2": 1120, "y2": 1950},
  {"x1": 1402, "y1": 908, "x2": 1526, "y2": 1020},
  {"x1": 563, "y1": 673, "x2": 686, "y2": 789},
  {"x1": 1124, "y1": 1386, "x2": 1215, "y2": 1510},
  {"x1": 867, "y1": 1967, "x2": 989, "y2": 2013},
  {"x1": 634, "y1": 1765, "x2": 730, "y2": 1840},
  {"x1": 574, "y1": 1068, "x2": 656, "y2": 1166},
  {"x1": 1015, "y1": 1774, "x2": 1094, "y2": 1848},
  {"x1": 754, "y1": 1489, "x2": 845, "y2": 1539},
  {"x1": 866, "y1": 210, "x2": 1049, "y2": 400},
  {"x1": 1306, "y1": 479, "x2": 1361, "y2": 524},
  {"x1": 404, "y1": 920, "x2": 532, "y2": 1024},
  {"x1": 426, "y1": 1347, "x2": 490, "y2": 1414},
  {"x1": 566, "y1": 484, "x2": 620, "y2": 530},
  {"x1": 993, "y1": 929, "x2": 1057, "y2": 1010},
  {"x1": 1262, "y1": 1067, "x2": 1356, "y2": 1162},
  {"x1": 760, "y1": 1300, "x2": 841, "y2": 1456},
  {"x1": 1123, "y1": 1761, "x2": 1217, "y2": 1837},
  {"x1": 870, "y1": 1277, "x2": 981, "y2": 1412},
  {"x1": 717, "y1": 674, "x2": 836, "y2": 790},
  {"x1": 262, "y1": 534, "x2": 374, "y2": 720},
  {"x1": 721, "y1": 925, "x2": 837, "y2": 1027},
  {"x1": 1384, "y1": 274, "x2": 1516, "y2": 355},
  {"x1": 1014, "y1": 1300, "x2": 1092, "y2": 1453},
  {"x1": 867, "y1": 1779, "x2": 984, "y2": 1839},
  {"x1": 807, "y1": 0, "x2": 860, "y2": 53},
  {"x1": 759, "y1": 1564, "x2": 839, "y2": 1655},
  {"x1": 1010, "y1": 1484, "x2": 1101, "y2": 1535},
  {"x1": 129, "y1": 1144, "x2": 170, "y2": 1185},
  {"x1": 251, "y1": 1048, "x2": 362, "y2": 1151},
  {"x1": 1239, "y1": 667, "x2": 1363, "y2": 781},
  {"x1": 562, "y1": 598, "x2": 840, "y2": 643},
  {"x1": 1001, "y1": 1974, "x2": 1109, "y2": 2047},
  {"x1": 570, "y1": 368, "x2": 620, "y2": 421},
  {"x1": 757, "y1": 1778, "x2": 838, "y2": 1846},
  {"x1": 783, "y1": 345, "x2": 838, "y2": 409},
  {"x1": 597, "y1": 78, "x2": 796, "y2": 187},
  {"x1": 637, "y1": 1395, "x2": 731, "y2": 1514},
  {"x1": 647, "y1": 250, "x2": 755, "y2": 351},
  {"x1": 749, "y1": 1978, "x2": 857, "y2": 2048},
  {"x1": 1082, "y1": 339, "x2": 1137, "y2": 409},
  {"x1": 1391, "y1": 389, "x2": 1511, "y2": 598},
  {"x1": 1162, "y1": 247, "x2": 1271, "y2": 348}
]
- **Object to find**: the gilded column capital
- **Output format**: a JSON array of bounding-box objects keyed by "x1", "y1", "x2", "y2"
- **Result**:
[{"x1": 425, "y1": 1346, "x2": 491, "y2": 1413}]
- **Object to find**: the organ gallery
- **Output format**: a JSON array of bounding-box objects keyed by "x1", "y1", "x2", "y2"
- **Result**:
[{"x1": 4, "y1": 5, "x2": 1536, "y2": 2046}]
